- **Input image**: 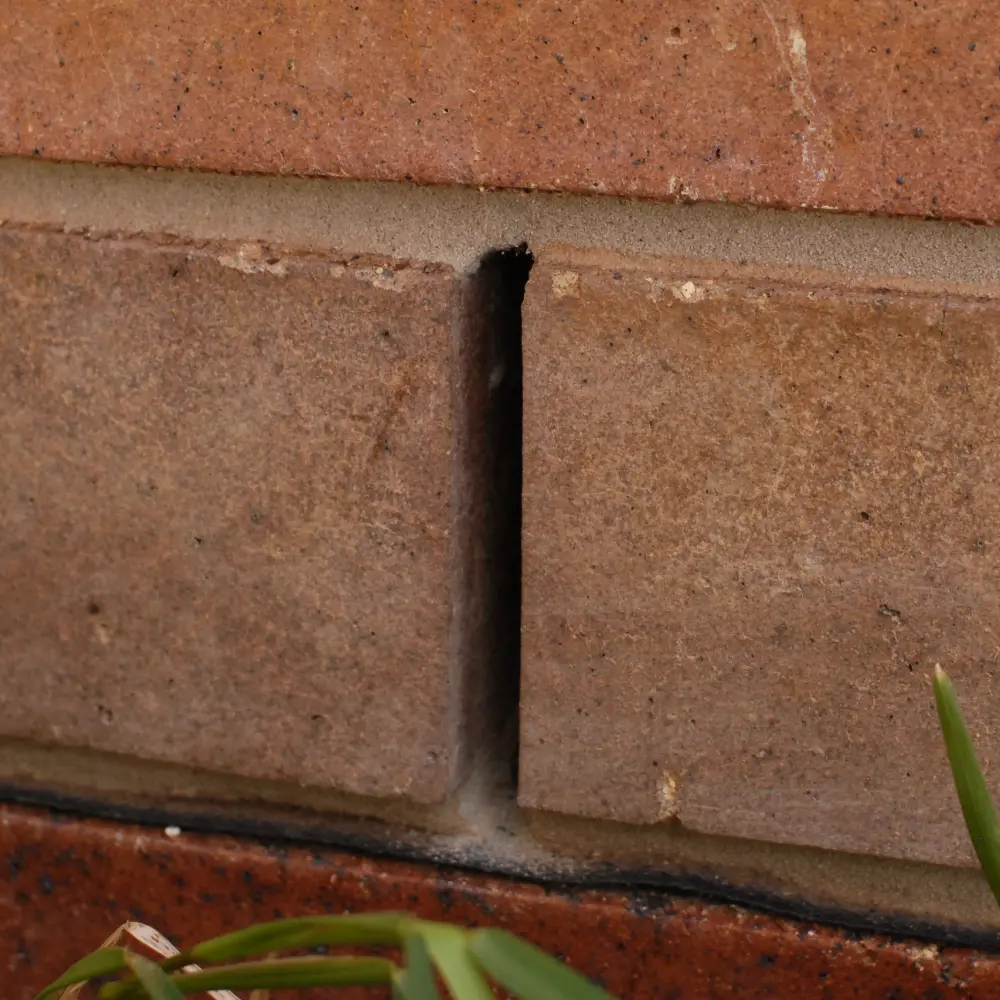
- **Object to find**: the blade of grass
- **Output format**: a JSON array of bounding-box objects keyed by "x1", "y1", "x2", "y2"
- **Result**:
[
  {"x1": 100, "y1": 956, "x2": 395, "y2": 1000},
  {"x1": 934, "y1": 664, "x2": 1000, "y2": 905},
  {"x1": 393, "y1": 931, "x2": 442, "y2": 1000},
  {"x1": 469, "y1": 929, "x2": 614, "y2": 1000},
  {"x1": 248, "y1": 950, "x2": 276, "y2": 1000},
  {"x1": 161, "y1": 912, "x2": 409, "y2": 970},
  {"x1": 34, "y1": 947, "x2": 131, "y2": 1000},
  {"x1": 418, "y1": 924, "x2": 494, "y2": 1000},
  {"x1": 124, "y1": 954, "x2": 184, "y2": 1000}
]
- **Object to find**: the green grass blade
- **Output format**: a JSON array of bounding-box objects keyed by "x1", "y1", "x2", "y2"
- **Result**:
[
  {"x1": 124, "y1": 954, "x2": 184, "y2": 1000},
  {"x1": 32, "y1": 947, "x2": 131, "y2": 1000},
  {"x1": 418, "y1": 924, "x2": 494, "y2": 1000},
  {"x1": 165, "y1": 912, "x2": 408, "y2": 968},
  {"x1": 101, "y1": 957, "x2": 395, "y2": 999},
  {"x1": 934, "y1": 665, "x2": 1000, "y2": 906},
  {"x1": 393, "y1": 931, "x2": 443, "y2": 1000},
  {"x1": 173, "y1": 956, "x2": 395, "y2": 993},
  {"x1": 469, "y1": 928, "x2": 614, "y2": 1000}
]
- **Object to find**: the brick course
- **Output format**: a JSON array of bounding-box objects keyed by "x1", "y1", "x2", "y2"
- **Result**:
[
  {"x1": 3, "y1": 1, "x2": 999, "y2": 221},
  {"x1": 7, "y1": 803, "x2": 1000, "y2": 1000}
]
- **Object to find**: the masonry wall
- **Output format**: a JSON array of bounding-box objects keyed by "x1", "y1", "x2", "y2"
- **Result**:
[{"x1": 4, "y1": 0, "x2": 1000, "y2": 941}]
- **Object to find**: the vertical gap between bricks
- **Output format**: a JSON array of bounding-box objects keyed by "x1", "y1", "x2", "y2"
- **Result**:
[{"x1": 449, "y1": 245, "x2": 533, "y2": 796}]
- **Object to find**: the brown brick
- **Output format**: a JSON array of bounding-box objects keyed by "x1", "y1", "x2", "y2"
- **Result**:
[
  {"x1": 2, "y1": 1, "x2": 998, "y2": 222},
  {"x1": 520, "y1": 249, "x2": 1000, "y2": 865},
  {"x1": 0, "y1": 229, "x2": 495, "y2": 804}
]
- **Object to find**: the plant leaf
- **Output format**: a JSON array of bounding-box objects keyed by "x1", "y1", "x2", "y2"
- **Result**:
[
  {"x1": 934, "y1": 664, "x2": 1000, "y2": 906},
  {"x1": 33, "y1": 947, "x2": 131, "y2": 1000},
  {"x1": 101, "y1": 957, "x2": 395, "y2": 999},
  {"x1": 393, "y1": 930, "x2": 442, "y2": 1000},
  {"x1": 470, "y1": 929, "x2": 614, "y2": 1000},
  {"x1": 418, "y1": 924, "x2": 494, "y2": 1000},
  {"x1": 124, "y1": 953, "x2": 184, "y2": 1000},
  {"x1": 162, "y1": 912, "x2": 408, "y2": 969}
]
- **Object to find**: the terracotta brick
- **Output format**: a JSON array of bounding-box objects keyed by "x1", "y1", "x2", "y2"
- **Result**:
[
  {"x1": 0, "y1": 228, "x2": 506, "y2": 804},
  {"x1": 7, "y1": 803, "x2": 1000, "y2": 1000},
  {"x1": 2, "y1": 1, "x2": 999, "y2": 222},
  {"x1": 520, "y1": 249, "x2": 1000, "y2": 865}
]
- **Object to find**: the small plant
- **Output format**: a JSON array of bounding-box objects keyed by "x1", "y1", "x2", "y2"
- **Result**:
[
  {"x1": 36, "y1": 911, "x2": 615, "y2": 1000},
  {"x1": 934, "y1": 664, "x2": 1000, "y2": 906}
]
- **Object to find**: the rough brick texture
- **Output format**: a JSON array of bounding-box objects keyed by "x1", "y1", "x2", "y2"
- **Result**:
[
  {"x1": 7, "y1": 804, "x2": 1000, "y2": 1000},
  {"x1": 0, "y1": 228, "x2": 494, "y2": 803},
  {"x1": 520, "y1": 248, "x2": 1000, "y2": 865},
  {"x1": 3, "y1": 1, "x2": 999, "y2": 221}
]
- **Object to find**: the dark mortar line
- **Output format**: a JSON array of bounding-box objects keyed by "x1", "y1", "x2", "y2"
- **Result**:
[{"x1": 4, "y1": 784, "x2": 1000, "y2": 954}]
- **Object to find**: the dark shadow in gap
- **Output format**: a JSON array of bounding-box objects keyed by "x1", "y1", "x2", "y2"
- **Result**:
[{"x1": 451, "y1": 244, "x2": 533, "y2": 793}]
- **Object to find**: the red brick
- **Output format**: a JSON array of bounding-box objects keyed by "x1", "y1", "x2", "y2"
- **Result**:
[
  {"x1": 520, "y1": 248, "x2": 1000, "y2": 864},
  {"x1": 2, "y1": 1, "x2": 998, "y2": 221},
  {"x1": 0, "y1": 228, "x2": 499, "y2": 803},
  {"x1": 4, "y1": 804, "x2": 999, "y2": 1000}
]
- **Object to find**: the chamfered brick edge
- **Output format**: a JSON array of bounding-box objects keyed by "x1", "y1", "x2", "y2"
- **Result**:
[
  {"x1": 2, "y1": 803, "x2": 999, "y2": 1000},
  {"x1": 4, "y1": 1, "x2": 1000, "y2": 223}
]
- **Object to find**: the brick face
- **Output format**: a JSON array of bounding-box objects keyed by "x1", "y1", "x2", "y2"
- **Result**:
[
  {"x1": 0, "y1": 229, "x2": 470, "y2": 802},
  {"x1": 520, "y1": 249, "x2": 1000, "y2": 865},
  {"x1": 8, "y1": 804, "x2": 1000, "y2": 1000},
  {"x1": 8, "y1": 0, "x2": 1000, "y2": 912},
  {"x1": 3, "y1": 1, "x2": 999, "y2": 221}
]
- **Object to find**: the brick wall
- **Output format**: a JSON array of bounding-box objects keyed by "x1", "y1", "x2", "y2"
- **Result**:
[{"x1": 4, "y1": 0, "x2": 1000, "y2": 936}]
